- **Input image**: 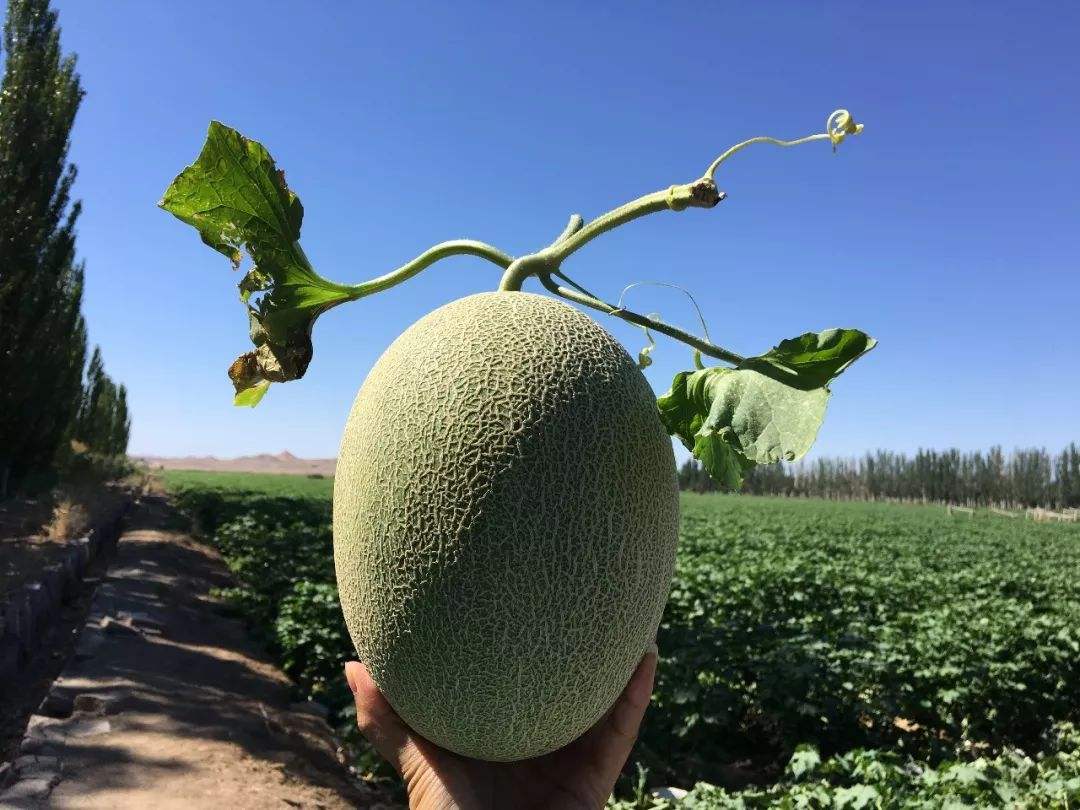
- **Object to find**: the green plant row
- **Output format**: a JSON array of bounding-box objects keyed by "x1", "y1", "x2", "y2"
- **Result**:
[
  {"x1": 644, "y1": 495, "x2": 1080, "y2": 787},
  {"x1": 612, "y1": 722, "x2": 1080, "y2": 809},
  {"x1": 164, "y1": 473, "x2": 1080, "y2": 804}
]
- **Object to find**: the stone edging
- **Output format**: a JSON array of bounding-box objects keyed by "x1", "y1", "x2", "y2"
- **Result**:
[
  {"x1": 0, "y1": 501, "x2": 129, "y2": 689},
  {"x1": 0, "y1": 500, "x2": 128, "y2": 806}
]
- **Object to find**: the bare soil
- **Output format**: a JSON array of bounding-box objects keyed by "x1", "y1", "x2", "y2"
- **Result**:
[{"x1": 136, "y1": 451, "x2": 336, "y2": 477}]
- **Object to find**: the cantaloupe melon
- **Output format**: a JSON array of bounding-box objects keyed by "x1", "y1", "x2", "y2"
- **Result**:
[{"x1": 333, "y1": 291, "x2": 679, "y2": 761}]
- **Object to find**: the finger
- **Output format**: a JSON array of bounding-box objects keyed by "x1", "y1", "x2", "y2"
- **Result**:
[
  {"x1": 589, "y1": 643, "x2": 658, "y2": 783},
  {"x1": 345, "y1": 660, "x2": 415, "y2": 773}
]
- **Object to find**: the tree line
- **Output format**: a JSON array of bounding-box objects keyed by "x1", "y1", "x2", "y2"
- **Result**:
[
  {"x1": 678, "y1": 445, "x2": 1080, "y2": 509},
  {"x1": 0, "y1": 0, "x2": 129, "y2": 494}
]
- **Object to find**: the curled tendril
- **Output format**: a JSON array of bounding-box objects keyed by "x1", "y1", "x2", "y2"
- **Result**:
[
  {"x1": 705, "y1": 107, "x2": 864, "y2": 180},
  {"x1": 826, "y1": 109, "x2": 864, "y2": 152},
  {"x1": 636, "y1": 315, "x2": 660, "y2": 369},
  {"x1": 610, "y1": 281, "x2": 713, "y2": 344}
]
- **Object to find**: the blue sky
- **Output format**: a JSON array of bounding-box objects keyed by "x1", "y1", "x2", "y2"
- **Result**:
[{"x1": 49, "y1": 1, "x2": 1079, "y2": 459}]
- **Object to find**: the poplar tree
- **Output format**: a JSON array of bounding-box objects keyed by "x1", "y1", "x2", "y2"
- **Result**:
[
  {"x1": 110, "y1": 384, "x2": 131, "y2": 456},
  {"x1": 76, "y1": 345, "x2": 131, "y2": 457},
  {"x1": 722, "y1": 445, "x2": 1079, "y2": 508},
  {"x1": 0, "y1": 0, "x2": 86, "y2": 492}
]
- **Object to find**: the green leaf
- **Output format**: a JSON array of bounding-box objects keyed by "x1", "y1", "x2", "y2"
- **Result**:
[
  {"x1": 941, "y1": 764, "x2": 991, "y2": 786},
  {"x1": 158, "y1": 121, "x2": 303, "y2": 263},
  {"x1": 833, "y1": 784, "x2": 881, "y2": 809},
  {"x1": 159, "y1": 121, "x2": 357, "y2": 405},
  {"x1": 787, "y1": 744, "x2": 823, "y2": 780},
  {"x1": 658, "y1": 365, "x2": 829, "y2": 490},
  {"x1": 233, "y1": 379, "x2": 270, "y2": 407},
  {"x1": 658, "y1": 328, "x2": 874, "y2": 490},
  {"x1": 739, "y1": 328, "x2": 877, "y2": 390},
  {"x1": 693, "y1": 424, "x2": 752, "y2": 492}
]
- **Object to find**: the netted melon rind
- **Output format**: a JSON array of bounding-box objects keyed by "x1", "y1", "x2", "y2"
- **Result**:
[{"x1": 334, "y1": 291, "x2": 679, "y2": 761}]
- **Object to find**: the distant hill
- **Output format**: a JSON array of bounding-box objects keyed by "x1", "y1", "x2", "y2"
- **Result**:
[{"x1": 137, "y1": 451, "x2": 335, "y2": 477}]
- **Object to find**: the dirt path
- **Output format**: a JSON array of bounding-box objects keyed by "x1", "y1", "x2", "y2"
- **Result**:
[{"x1": 2, "y1": 497, "x2": 395, "y2": 809}]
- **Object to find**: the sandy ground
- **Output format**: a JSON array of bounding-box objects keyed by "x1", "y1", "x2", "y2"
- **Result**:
[
  {"x1": 135, "y1": 452, "x2": 336, "y2": 477},
  {"x1": 3, "y1": 497, "x2": 396, "y2": 809}
]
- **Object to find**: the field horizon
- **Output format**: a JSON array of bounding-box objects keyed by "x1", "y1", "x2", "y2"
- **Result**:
[{"x1": 139, "y1": 451, "x2": 336, "y2": 477}]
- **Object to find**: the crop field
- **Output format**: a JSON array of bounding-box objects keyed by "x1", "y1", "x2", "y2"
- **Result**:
[
  {"x1": 159, "y1": 469, "x2": 333, "y2": 500},
  {"x1": 163, "y1": 471, "x2": 1080, "y2": 807}
]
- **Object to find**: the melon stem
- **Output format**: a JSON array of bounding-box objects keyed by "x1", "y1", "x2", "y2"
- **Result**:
[{"x1": 348, "y1": 240, "x2": 514, "y2": 298}]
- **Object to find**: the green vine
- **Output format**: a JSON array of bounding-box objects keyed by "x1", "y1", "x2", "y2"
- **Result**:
[
  {"x1": 350, "y1": 240, "x2": 512, "y2": 297},
  {"x1": 159, "y1": 109, "x2": 875, "y2": 489}
]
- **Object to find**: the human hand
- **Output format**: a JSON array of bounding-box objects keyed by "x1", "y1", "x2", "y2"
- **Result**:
[{"x1": 344, "y1": 645, "x2": 658, "y2": 810}]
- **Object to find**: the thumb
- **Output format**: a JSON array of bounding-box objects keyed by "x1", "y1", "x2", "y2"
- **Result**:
[
  {"x1": 345, "y1": 660, "x2": 416, "y2": 774},
  {"x1": 586, "y1": 643, "x2": 658, "y2": 791}
]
